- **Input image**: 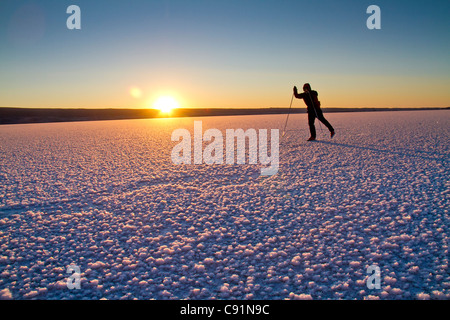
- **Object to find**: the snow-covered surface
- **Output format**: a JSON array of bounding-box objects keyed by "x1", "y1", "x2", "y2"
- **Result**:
[{"x1": 0, "y1": 110, "x2": 449, "y2": 300}]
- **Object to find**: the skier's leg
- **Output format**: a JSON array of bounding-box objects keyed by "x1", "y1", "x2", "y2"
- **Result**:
[
  {"x1": 308, "y1": 112, "x2": 316, "y2": 140},
  {"x1": 316, "y1": 110, "x2": 335, "y2": 138},
  {"x1": 317, "y1": 110, "x2": 334, "y2": 132}
]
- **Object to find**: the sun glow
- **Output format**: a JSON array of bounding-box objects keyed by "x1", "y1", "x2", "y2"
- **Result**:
[
  {"x1": 129, "y1": 87, "x2": 142, "y2": 99},
  {"x1": 153, "y1": 96, "x2": 179, "y2": 113}
]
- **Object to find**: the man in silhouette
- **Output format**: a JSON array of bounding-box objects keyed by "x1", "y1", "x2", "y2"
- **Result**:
[{"x1": 294, "y1": 83, "x2": 335, "y2": 141}]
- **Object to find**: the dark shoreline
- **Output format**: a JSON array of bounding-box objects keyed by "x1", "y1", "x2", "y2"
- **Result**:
[{"x1": 0, "y1": 107, "x2": 448, "y2": 125}]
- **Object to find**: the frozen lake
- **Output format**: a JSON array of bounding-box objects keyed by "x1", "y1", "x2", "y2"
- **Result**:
[{"x1": 0, "y1": 110, "x2": 449, "y2": 300}]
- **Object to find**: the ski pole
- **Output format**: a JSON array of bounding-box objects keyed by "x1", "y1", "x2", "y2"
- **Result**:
[{"x1": 282, "y1": 92, "x2": 294, "y2": 137}]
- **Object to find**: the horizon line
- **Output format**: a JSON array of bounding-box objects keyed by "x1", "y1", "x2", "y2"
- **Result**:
[{"x1": 1, "y1": 106, "x2": 449, "y2": 110}]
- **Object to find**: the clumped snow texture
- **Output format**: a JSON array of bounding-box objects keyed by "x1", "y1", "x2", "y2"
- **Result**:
[{"x1": 0, "y1": 110, "x2": 449, "y2": 300}]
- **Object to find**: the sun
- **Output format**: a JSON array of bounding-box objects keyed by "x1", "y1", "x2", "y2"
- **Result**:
[{"x1": 153, "y1": 96, "x2": 179, "y2": 113}]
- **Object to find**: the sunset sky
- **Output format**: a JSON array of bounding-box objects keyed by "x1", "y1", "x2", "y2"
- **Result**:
[{"x1": 1, "y1": 0, "x2": 449, "y2": 109}]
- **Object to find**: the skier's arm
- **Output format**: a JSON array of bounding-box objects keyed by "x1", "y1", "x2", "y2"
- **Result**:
[{"x1": 293, "y1": 86, "x2": 304, "y2": 99}]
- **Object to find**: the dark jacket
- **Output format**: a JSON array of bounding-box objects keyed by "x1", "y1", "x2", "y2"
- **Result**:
[{"x1": 294, "y1": 89, "x2": 321, "y2": 113}]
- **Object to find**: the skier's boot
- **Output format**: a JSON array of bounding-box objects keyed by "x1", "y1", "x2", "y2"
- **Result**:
[
  {"x1": 330, "y1": 131, "x2": 335, "y2": 139},
  {"x1": 307, "y1": 137, "x2": 316, "y2": 141}
]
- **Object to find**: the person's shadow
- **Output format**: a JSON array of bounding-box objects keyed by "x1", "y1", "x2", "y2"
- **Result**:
[{"x1": 314, "y1": 140, "x2": 448, "y2": 162}]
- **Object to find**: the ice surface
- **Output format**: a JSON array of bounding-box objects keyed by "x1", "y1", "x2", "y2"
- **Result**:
[{"x1": 0, "y1": 110, "x2": 449, "y2": 300}]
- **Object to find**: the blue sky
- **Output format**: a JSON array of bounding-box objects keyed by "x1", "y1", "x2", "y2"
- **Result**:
[{"x1": 0, "y1": 0, "x2": 449, "y2": 108}]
